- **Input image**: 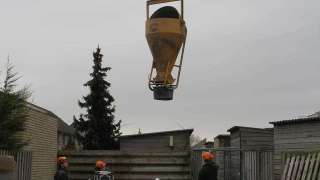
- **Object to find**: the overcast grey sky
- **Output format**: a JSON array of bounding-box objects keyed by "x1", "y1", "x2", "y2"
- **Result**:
[{"x1": 1, "y1": 0, "x2": 320, "y2": 140}]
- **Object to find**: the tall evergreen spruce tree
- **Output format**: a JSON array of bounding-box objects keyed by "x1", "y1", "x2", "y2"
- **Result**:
[
  {"x1": 0, "y1": 61, "x2": 31, "y2": 151},
  {"x1": 73, "y1": 47, "x2": 121, "y2": 150}
]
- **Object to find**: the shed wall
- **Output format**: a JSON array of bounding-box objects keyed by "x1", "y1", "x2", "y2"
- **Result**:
[
  {"x1": 120, "y1": 131, "x2": 191, "y2": 152},
  {"x1": 273, "y1": 122, "x2": 320, "y2": 180},
  {"x1": 240, "y1": 128, "x2": 273, "y2": 150},
  {"x1": 22, "y1": 107, "x2": 57, "y2": 180},
  {"x1": 229, "y1": 127, "x2": 274, "y2": 180}
]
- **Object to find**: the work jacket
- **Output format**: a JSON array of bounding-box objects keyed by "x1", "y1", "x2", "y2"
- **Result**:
[
  {"x1": 90, "y1": 170, "x2": 113, "y2": 180},
  {"x1": 54, "y1": 168, "x2": 69, "y2": 180},
  {"x1": 198, "y1": 161, "x2": 219, "y2": 180}
]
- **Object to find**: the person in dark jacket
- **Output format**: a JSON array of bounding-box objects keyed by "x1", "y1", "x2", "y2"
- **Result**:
[
  {"x1": 54, "y1": 156, "x2": 69, "y2": 180},
  {"x1": 198, "y1": 151, "x2": 219, "y2": 180}
]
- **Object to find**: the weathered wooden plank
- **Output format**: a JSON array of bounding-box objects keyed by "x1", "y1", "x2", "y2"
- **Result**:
[
  {"x1": 311, "y1": 153, "x2": 320, "y2": 180},
  {"x1": 235, "y1": 127, "x2": 273, "y2": 135},
  {"x1": 66, "y1": 150, "x2": 191, "y2": 180},
  {"x1": 241, "y1": 151, "x2": 272, "y2": 180},
  {"x1": 274, "y1": 131, "x2": 320, "y2": 139},
  {"x1": 290, "y1": 155, "x2": 300, "y2": 180},
  {"x1": 69, "y1": 165, "x2": 190, "y2": 173},
  {"x1": 71, "y1": 172, "x2": 191, "y2": 180},
  {"x1": 68, "y1": 156, "x2": 188, "y2": 165},
  {"x1": 307, "y1": 153, "x2": 317, "y2": 180},
  {"x1": 275, "y1": 128, "x2": 320, "y2": 136},
  {"x1": 281, "y1": 155, "x2": 291, "y2": 180},
  {"x1": 275, "y1": 137, "x2": 320, "y2": 144},
  {"x1": 246, "y1": 151, "x2": 252, "y2": 180},
  {"x1": 275, "y1": 143, "x2": 320, "y2": 151},
  {"x1": 268, "y1": 152, "x2": 273, "y2": 180},
  {"x1": 64, "y1": 151, "x2": 190, "y2": 157},
  {"x1": 286, "y1": 155, "x2": 296, "y2": 180},
  {"x1": 301, "y1": 153, "x2": 312, "y2": 180},
  {"x1": 296, "y1": 155, "x2": 306, "y2": 180}
]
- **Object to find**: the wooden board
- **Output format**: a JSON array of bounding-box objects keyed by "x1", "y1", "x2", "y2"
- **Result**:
[
  {"x1": 286, "y1": 156, "x2": 296, "y2": 180},
  {"x1": 301, "y1": 153, "x2": 312, "y2": 180},
  {"x1": 307, "y1": 153, "x2": 317, "y2": 180},
  {"x1": 311, "y1": 153, "x2": 320, "y2": 180},
  {"x1": 282, "y1": 155, "x2": 291, "y2": 180},
  {"x1": 296, "y1": 155, "x2": 306, "y2": 180},
  {"x1": 63, "y1": 150, "x2": 191, "y2": 180},
  {"x1": 290, "y1": 155, "x2": 300, "y2": 180}
]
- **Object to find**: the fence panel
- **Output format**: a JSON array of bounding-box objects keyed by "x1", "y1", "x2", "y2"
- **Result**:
[
  {"x1": 281, "y1": 152, "x2": 320, "y2": 180},
  {"x1": 62, "y1": 151, "x2": 191, "y2": 180},
  {"x1": 191, "y1": 149, "x2": 273, "y2": 180},
  {"x1": 0, "y1": 150, "x2": 32, "y2": 180},
  {"x1": 191, "y1": 150, "x2": 203, "y2": 180},
  {"x1": 191, "y1": 148, "x2": 240, "y2": 180},
  {"x1": 242, "y1": 151, "x2": 273, "y2": 180}
]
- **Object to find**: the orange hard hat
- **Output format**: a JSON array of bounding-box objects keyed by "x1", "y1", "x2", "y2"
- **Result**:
[
  {"x1": 202, "y1": 152, "x2": 214, "y2": 161},
  {"x1": 96, "y1": 160, "x2": 106, "y2": 169},
  {"x1": 57, "y1": 156, "x2": 67, "y2": 164}
]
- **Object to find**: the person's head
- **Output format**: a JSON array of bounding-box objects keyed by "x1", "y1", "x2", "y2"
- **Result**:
[
  {"x1": 57, "y1": 156, "x2": 68, "y2": 169},
  {"x1": 95, "y1": 160, "x2": 106, "y2": 171},
  {"x1": 202, "y1": 151, "x2": 214, "y2": 162}
]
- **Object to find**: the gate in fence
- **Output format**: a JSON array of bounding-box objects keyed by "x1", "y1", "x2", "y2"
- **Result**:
[
  {"x1": 0, "y1": 150, "x2": 32, "y2": 180},
  {"x1": 191, "y1": 148, "x2": 273, "y2": 180}
]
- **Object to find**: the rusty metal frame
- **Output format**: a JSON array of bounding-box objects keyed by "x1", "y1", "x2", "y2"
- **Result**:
[
  {"x1": 146, "y1": 0, "x2": 184, "y2": 19},
  {"x1": 147, "y1": 0, "x2": 186, "y2": 91}
]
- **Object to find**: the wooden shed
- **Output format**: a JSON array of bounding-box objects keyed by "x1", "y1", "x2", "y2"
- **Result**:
[
  {"x1": 228, "y1": 126, "x2": 274, "y2": 150},
  {"x1": 227, "y1": 126, "x2": 274, "y2": 180},
  {"x1": 270, "y1": 116, "x2": 320, "y2": 180},
  {"x1": 213, "y1": 134, "x2": 231, "y2": 180},
  {"x1": 22, "y1": 103, "x2": 59, "y2": 180},
  {"x1": 120, "y1": 129, "x2": 193, "y2": 152},
  {"x1": 214, "y1": 134, "x2": 230, "y2": 148}
]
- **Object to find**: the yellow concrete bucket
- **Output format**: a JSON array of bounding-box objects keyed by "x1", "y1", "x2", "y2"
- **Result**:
[{"x1": 146, "y1": 0, "x2": 187, "y2": 100}]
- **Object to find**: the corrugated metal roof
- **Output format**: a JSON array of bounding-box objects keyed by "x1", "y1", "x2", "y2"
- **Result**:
[
  {"x1": 215, "y1": 134, "x2": 230, "y2": 139},
  {"x1": 308, "y1": 111, "x2": 320, "y2": 118},
  {"x1": 270, "y1": 117, "x2": 320, "y2": 125},
  {"x1": 227, "y1": 126, "x2": 273, "y2": 133}
]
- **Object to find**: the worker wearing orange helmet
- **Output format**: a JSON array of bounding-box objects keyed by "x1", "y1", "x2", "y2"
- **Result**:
[
  {"x1": 198, "y1": 151, "x2": 219, "y2": 180},
  {"x1": 95, "y1": 160, "x2": 106, "y2": 171},
  {"x1": 54, "y1": 156, "x2": 69, "y2": 180},
  {"x1": 89, "y1": 160, "x2": 113, "y2": 180}
]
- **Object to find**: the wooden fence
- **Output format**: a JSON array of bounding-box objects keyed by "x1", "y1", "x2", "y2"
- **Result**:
[
  {"x1": 281, "y1": 152, "x2": 320, "y2": 180},
  {"x1": 242, "y1": 151, "x2": 273, "y2": 180},
  {"x1": 191, "y1": 148, "x2": 273, "y2": 180},
  {"x1": 0, "y1": 150, "x2": 32, "y2": 180},
  {"x1": 61, "y1": 150, "x2": 191, "y2": 180}
]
